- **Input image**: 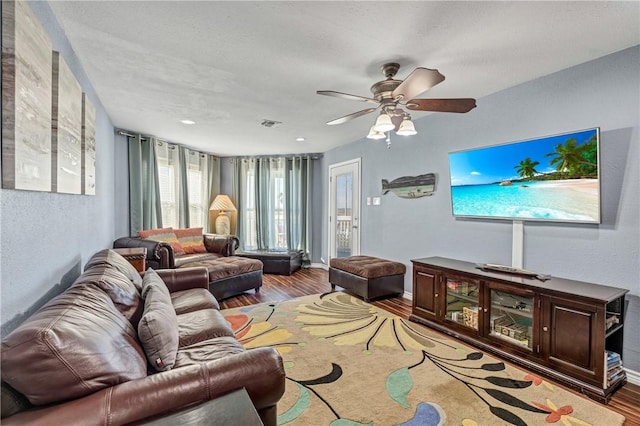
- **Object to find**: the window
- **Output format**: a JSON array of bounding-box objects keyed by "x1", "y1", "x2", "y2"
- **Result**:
[
  {"x1": 156, "y1": 144, "x2": 214, "y2": 229},
  {"x1": 156, "y1": 148, "x2": 178, "y2": 228},
  {"x1": 187, "y1": 153, "x2": 205, "y2": 228}
]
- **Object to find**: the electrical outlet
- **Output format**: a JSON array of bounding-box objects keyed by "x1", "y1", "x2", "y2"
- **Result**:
[
  {"x1": 366, "y1": 197, "x2": 371, "y2": 206},
  {"x1": 373, "y1": 197, "x2": 381, "y2": 206}
]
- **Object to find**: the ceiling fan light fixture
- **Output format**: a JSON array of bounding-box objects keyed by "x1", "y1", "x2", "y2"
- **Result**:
[
  {"x1": 396, "y1": 116, "x2": 417, "y2": 136},
  {"x1": 373, "y1": 112, "x2": 395, "y2": 132},
  {"x1": 366, "y1": 126, "x2": 386, "y2": 140}
]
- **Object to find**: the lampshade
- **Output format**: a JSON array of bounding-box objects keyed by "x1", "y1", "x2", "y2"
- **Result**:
[
  {"x1": 396, "y1": 116, "x2": 417, "y2": 136},
  {"x1": 373, "y1": 112, "x2": 395, "y2": 132},
  {"x1": 209, "y1": 194, "x2": 237, "y2": 212},
  {"x1": 366, "y1": 125, "x2": 386, "y2": 140}
]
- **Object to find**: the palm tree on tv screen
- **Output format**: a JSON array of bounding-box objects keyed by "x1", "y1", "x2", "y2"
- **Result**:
[
  {"x1": 545, "y1": 136, "x2": 598, "y2": 178},
  {"x1": 514, "y1": 157, "x2": 540, "y2": 180}
]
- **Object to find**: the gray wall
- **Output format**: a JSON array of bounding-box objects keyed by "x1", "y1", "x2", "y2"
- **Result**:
[
  {"x1": 321, "y1": 46, "x2": 640, "y2": 371},
  {"x1": 0, "y1": 1, "x2": 117, "y2": 330}
]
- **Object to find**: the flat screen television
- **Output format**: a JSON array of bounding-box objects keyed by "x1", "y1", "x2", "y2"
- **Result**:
[{"x1": 448, "y1": 128, "x2": 600, "y2": 223}]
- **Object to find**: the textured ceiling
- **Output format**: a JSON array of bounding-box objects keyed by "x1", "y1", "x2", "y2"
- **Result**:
[{"x1": 48, "y1": 1, "x2": 640, "y2": 156}]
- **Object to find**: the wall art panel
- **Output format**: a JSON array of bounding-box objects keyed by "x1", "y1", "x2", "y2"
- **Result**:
[
  {"x1": 1, "y1": 0, "x2": 52, "y2": 191},
  {"x1": 51, "y1": 51, "x2": 82, "y2": 194},
  {"x1": 81, "y1": 93, "x2": 96, "y2": 195}
]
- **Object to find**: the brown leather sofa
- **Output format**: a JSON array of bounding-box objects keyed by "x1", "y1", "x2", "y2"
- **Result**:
[
  {"x1": 114, "y1": 233, "x2": 240, "y2": 270},
  {"x1": 1, "y1": 249, "x2": 285, "y2": 425},
  {"x1": 114, "y1": 233, "x2": 263, "y2": 300}
]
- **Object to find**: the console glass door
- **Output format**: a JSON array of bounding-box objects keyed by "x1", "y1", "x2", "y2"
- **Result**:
[
  {"x1": 445, "y1": 276, "x2": 480, "y2": 330},
  {"x1": 489, "y1": 289, "x2": 534, "y2": 350}
]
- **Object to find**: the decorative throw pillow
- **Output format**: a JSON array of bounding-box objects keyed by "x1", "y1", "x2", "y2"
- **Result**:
[
  {"x1": 138, "y1": 269, "x2": 179, "y2": 372},
  {"x1": 138, "y1": 227, "x2": 185, "y2": 255},
  {"x1": 174, "y1": 227, "x2": 207, "y2": 254}
]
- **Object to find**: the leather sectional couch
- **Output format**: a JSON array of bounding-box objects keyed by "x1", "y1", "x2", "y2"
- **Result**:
[
  {"x1": 1, "y1": 249, "x2": 285, "y2": 425},
  {"x1": 114, "y1": 233, "x2": 263, "y2": 300}
]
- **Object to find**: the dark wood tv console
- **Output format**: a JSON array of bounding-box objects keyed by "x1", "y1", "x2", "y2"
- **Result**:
[{"x1": 410, "y1": 256, "x2": 628, "y2": 403}]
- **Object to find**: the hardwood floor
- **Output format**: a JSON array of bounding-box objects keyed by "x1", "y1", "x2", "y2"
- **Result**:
[{"x1": 219, "y1": 268, "x2": 640, "y2": 425}]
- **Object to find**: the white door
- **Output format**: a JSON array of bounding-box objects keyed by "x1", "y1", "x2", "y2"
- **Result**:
[{"x1": 329, "y1": 159, "x2": 361, "y2": 260}]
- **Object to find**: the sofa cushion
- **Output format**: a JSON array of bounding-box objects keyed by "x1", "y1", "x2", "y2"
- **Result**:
[
  {"x1": 84, "y1": 249, "x2": 143, "y2": 291},
  {"x1": 0, "y1": 285, "x2": 147, "y2": 405},
  {"x1": 138, "y1": 270, "x2": 179, "y2": 371},
  {"x1": 77, "y1": 262, "x2": 144, "y2": 327},
  {"x1": 178, "y1": 256, "x2": 263, "y2": 281},
  {"x1": 177, "y1": 309, "x2": 235, "y2": 347},
  {"x1": 171, "y1": 288, "x2": 220, "y2": 314},
  {"x1": 173, "y1": 252, "x2": 222, "y2": 268},
  {"x1": 174, "y1": 227, "x2": 207, "y2": 254},
  {"x1": 138, "y1": 228, "x2": 185, "y2": 255},
  {"x1": 174, "y1": 336, "x2": 245, "y2": 368}
]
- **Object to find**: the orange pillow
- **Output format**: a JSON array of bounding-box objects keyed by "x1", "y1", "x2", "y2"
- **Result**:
[
  {"x1": 174, "y1": 228, "x2": 207, "y2": 254},
  {"x1": 137, "y1": 228, "x2": 185, "y2": 255}
]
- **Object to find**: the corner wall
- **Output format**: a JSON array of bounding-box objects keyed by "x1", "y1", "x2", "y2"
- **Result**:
[
  {"x1": 321, "y1": 46, "x2": 640, "y2": 371},
  {"x1": 0, "y1": 1, "x2": 117, "y2": 331}
]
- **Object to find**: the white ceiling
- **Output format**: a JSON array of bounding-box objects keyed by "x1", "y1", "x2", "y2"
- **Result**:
[{"x1": 48, "y1": 1, "x2": 639, "y2": 157}]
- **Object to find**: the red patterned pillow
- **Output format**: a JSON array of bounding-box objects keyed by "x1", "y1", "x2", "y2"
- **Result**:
[
  {"x1": 138, "y1": 228, "x2": 185, "y2": 255},
  {"x1": 174, "y1": 228, "x2": 207, "y2": 254}
]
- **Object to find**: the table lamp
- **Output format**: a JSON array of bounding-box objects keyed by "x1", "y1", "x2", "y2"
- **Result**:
[{"x1": 209, "y1": 194, "x2": 236, "y2": 235}]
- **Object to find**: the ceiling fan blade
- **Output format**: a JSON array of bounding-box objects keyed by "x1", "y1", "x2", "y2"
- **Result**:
[
  {"x1": 392, "y1": 68, "x2": 445, "y2": 101},
  {"x1": 406, "y1": 98, "x2": 477, "y2": 113},
  {"x1": 317, "y1": 90, "x2": 378, "y2": 105},
  {"x1": 326, "y1": 107, "x2": 378, "y2": 125}
]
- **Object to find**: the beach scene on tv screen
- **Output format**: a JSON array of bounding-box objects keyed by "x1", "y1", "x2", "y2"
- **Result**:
[{"x1": 449, "y1": 128, "x2": 599, "y2": 222}]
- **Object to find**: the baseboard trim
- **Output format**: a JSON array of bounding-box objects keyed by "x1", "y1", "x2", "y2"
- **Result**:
[
  {"x1": 310, "y1": 263, "x2": 328, "y2": 270},
  {"x1": 625, "y1": 367, "x2": 640, "y2": 386},
  {"x1": 403, "y1": 291, "x2": 412, "y2": 300}
]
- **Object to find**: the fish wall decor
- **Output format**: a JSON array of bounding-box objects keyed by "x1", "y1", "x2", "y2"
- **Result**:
[{"x1": 381, "y1": 173, "x2": 436, "y2": 198}]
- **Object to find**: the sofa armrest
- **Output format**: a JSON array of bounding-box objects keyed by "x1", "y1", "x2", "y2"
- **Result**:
[
  {"x1": 154, "y1": 267, "x2": 209, "y2": 293},
  {"x1": 203, "y1": 233, "x2": 239, "y2": 257},
  {"x1": 1, "y1": 348, "x2": 285, "y2": 426},
  {"x1": 114, "y1": 237, "x2": 174, "y2": 269}
]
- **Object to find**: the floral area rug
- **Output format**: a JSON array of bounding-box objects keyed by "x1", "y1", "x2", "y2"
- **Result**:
[{"x1": 221, "y1": 292, "x2": 624, "y2": 426}]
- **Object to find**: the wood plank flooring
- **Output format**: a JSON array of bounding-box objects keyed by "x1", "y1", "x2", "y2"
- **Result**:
[{"x1": 219, "y1": 268, "x2": 640, "y2": 425}]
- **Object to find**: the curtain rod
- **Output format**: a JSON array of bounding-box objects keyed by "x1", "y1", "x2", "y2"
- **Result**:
[
  {"x1": 234, "y1": 154, "x2": 322, "y2": 160},
  {"x1": 118, "y1": 129, "x2": 323, "y2": 160}
]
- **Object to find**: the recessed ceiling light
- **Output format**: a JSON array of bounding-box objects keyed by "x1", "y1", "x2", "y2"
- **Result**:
[
  {"x1": 296, "y1": 137, "x2": 305, "y2": 142},
  {"x1": 180, "y1": 119, "x2": 196, "y2": 125}
]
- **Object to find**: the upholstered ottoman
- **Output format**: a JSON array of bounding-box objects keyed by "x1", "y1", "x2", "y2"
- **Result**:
[
  {"x1": 177, "y1": 256, "x2": 263, "y2": 300},
  {"x1": 329, "y1": 255, "x2": 406, "y2": 301},
  {"x1": 236, "y1": 250, "x2": 303, "y2": 275}
]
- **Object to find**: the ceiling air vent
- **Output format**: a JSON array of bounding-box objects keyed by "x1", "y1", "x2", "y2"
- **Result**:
[{"x1": 261, "y1": 119, "x2": 282, "y2": 128}]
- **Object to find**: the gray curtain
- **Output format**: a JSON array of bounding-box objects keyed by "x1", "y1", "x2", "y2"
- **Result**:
[
  {"x1": 285, "y1": 156, "x2": 312, "y2": 266},
  {"x1": 177, "y1": 146, "x2": 190, "y2": 228},
  {"x1": 128, "y1": 135, "x2": 162, "y2": 235},
  {"x1": 232, "y1": 158, "x2": 246, "y2": 247},
  {"x1": 206, "y1": 156, "x2": 221, "y2": 233},
  {"x1": 254, "y1": 157, "x2": 274, "y2": 250}
]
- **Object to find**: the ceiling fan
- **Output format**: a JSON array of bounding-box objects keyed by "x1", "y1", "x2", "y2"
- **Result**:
[{"x1": 317, "y1": 62, "x2": 476, "y2": 137}]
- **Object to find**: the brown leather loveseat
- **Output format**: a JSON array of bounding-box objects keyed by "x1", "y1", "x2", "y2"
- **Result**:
[
  {"x1": 114, "y1": 232, "x2": 240, "y2": 270},
  {"x1": 1, "y1": 249, "x2": 285, "y2": 425}
]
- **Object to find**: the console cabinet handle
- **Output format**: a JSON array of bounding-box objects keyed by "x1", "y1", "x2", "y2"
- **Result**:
[{"x1": 543, "y1": 326, "x2": 549, "y2": 332}]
